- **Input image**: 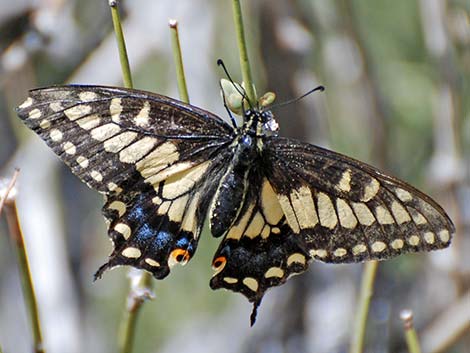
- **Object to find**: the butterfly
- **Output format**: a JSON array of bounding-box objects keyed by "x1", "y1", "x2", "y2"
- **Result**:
[{"x1": 16, "y1": 84, "x2": 454, "y2": 324}]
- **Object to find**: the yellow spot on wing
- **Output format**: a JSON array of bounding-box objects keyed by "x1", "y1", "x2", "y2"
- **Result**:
[
  {"x1": 261, "y1": 224, "x2": 270, "y2": 239},
  {"x1": 76, "y1": 155, "x2": 89, "y2": 168},
  {"x1": 310, "y1": 249, "x2": 327, "y2": 258},
  {"x1": 107, "y1": 182, "x2": 122, "y2": 193},
  {"x1": 261, "y1": 179, "x2": 284, "y2": 225},
  {"x1": 361, "y1": 178, "x2": 380, "y2": 202},
  {"x1": 226, "y1": 203, "x2": 255, "y2": 240},
  {"x1": 77, "y1": 114, "x2": 101, "y2": 130},
  {"x1": 264, "y1": 267, "x2": 284, "y2": 278},
  {"x1": 79, "y1": 91, "x2": 98, "y2": 101},
  {"x1": 290, "y1": 186, "x2": 318, "y2": 229},
  {"x1": 242, "y1": 277, "x2": 259, "y2": 292},
  {"x1": 136, "y1": 142, "x2": 180, "y2": 181},
  {"x1": 167, "y1": 194, "x2": 190, "y2": 223},
  {"x1": 90, "y1": 170, "x2": 103, "y2": 182},
  {"x1": 63, "y1": 142, "x2": 76, "y2": 155},
  {"x1": 65, "y1": 105, "x2": 92, "y2": 121},
  {"x1": 108, "y1": 201, "x2": 126, "y2": 217},
  {"x1": 119, "y1": 136, "x2": 157, "y2": 164},
  {"x1": 287, "y1": 253, "x2": 306, "y2": 266},
  {"x1": 278, "y1": 194, "x2": 300, "y2": 233},
  {"x1": 103, "y1": 131, "x2": 138, "y2": 153},
  {"x1": 408, "y1": 235, "x2": 420, "y2": 246},
  {"x1": 371, "y1": 241, "x2": 386, "y2": 252},
  {"x1": 29, "y1": 108, "x2": 42, "y2": 119},
  {"x1": 91, "y1": 123, "x2": 121, "y2": 141},
  {"x1": 110, "y1": 98, "x2": 122, "y2": 123},
  {"x1": 39, "y1": 119, "x2": 51, "y2": 129},
  {"x1": 375, "y1": 205, "x2": 394, "y2": 225},
  {"x1": 145, "y1": 162, "x2": 192, "y2": 185},
  {"x1": 438, "y1": 229, "x2": 450, "y2": 243},
  {"x1": 181, "y1": 192, "x2": 201, "y2": 235},
  {"x1": 391, "y1": 239, "x2": 404, "y2": 249},
  {"x1": 145, "y1": 258, "x2": 160, "y2": 267},
  {"x1": 424, "y1": 232, "x2": 435, "y2": 244},
  {"x1": 19, "y1": 97, "x2": 33, "y2": 109},
  {"x1": 134, "y1": 101, "x2": 151, "y2": 127},
  {"x1": 395, "y1": 188, "x2": 412, "y2": 202},
  {"x1": 352, "y1": 244, "x2": 367, "y2": 254},
  {"x1": 351, "y1": 202, "x2": 375, "y2": 226},
  {"x1": 244, "y1": 212, "x2": 265, "y2": 239},
  {"x1": 50, "y1": 129, "x2": 63, "y2": 142},
  {"x1": 391, "y1": 201, "x2": 411, "y2": 224},
  {"x1": 223, "y1": 277, "x2": 238, "y2": 284},
  {"x1": 334, "y1": 248, "x2": 347, "y2": 257},
  {"x1": 161, "y1": 161, "x2": 210, "y2": 199},
  {"x1": 114, "y1": 223, "x2": 131, "y2": 239},
  {"x1": 409, "y1": 209, "x2": 427, "y2": 225},
  {"x1": 122, "y1": 247, "x2": 141, "y2": 258},
  {"x1": 336, "y1": 198, "x2": 357, "y2": 229},
  {"x1": 49, "y1": 102, "x2": 63, "y2": 112},
  {"x1": 337, "y1": 169, "x2": 351, "y2": 192},
  {"x1": 317, "y1": 192, "x2": 338, "y2": 229}
]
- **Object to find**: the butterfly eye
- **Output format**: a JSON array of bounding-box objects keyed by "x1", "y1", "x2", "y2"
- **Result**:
[
  {"x1": 168, "y1": 248, "x2": 191, "y2": 267},
  {"x1": 212, "y1": 256, "x2": 227, "y2": 275}
]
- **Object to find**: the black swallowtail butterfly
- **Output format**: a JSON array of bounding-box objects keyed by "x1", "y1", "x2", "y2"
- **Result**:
[{"x1": 16, "y1": 85, "x2": 454, "y2": 324}]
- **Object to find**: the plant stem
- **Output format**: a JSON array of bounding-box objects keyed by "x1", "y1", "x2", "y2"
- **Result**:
[
  {"x1": 118, "y1": 272, "x2": 154, "y2": 353},
  {"x1": 0, "y1": 169, "x2": 19, "y2": 216},
  {"x1": 109, "y1": 0, "x2": 133, "y2": 88},
  {"x1": 4, "y1": 199, "x2": 44, "y2": 353},
  {"x1": 401, "y1": 310, "x2": 423, "y2": 353},
  {"x1": 349, "y1": 260, "x2": 379, "y2": 353},
  {"x1": 108, "y1": 2, "x2": 153, "y2": 352},
  {"x1": 169, "y1": 20, "x2": 190, "y2": 104},
  {"x1": 231, "y1": 0, "x2": 257, "y2": 105}
]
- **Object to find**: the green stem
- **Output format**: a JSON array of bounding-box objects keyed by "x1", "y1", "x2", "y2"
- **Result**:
[
  {"x1": 349, "y1": 260, "x2": 379, "y2": 353},
  {"x1": 109, "y1": 0, "x2": 133, "y2": 88},
  {"x1": 169, "y1": 20, "x2": 190, "y2": 104},
  {"x1": 118, "y1": 273, "x2": 153, "y2": 353},
  {"x1": 109, "y1": 2, "x2": 154, "y2": 352},
  {"x1": 5, "y1": 200, "x2": 44, "y2": 353},
  {"x1": 231, "y1": 0, "x2": 257, "y2": 105},
  {"x1": 401, "y1": 310, "x2": 423, "y2": 353}
]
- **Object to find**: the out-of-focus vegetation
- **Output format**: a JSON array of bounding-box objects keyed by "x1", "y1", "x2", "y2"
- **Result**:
[{"x1": 0, "y1": 1, "x2": 468, "y2": 353}]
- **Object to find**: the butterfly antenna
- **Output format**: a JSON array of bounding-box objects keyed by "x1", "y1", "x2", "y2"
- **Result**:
[
  {"x1": 217, "y1": 59, "x2": 253, "y2": 110},
  {"x1": 219, "y1": 81, "x2": 238, "y2": 129},
  {"x1": 269, "y1": 85, "x2": 325, "y2": 111}
]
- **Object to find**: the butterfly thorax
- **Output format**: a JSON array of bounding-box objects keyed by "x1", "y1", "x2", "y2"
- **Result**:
[{"x1": 208, "y1": 110, "x2": 277, "y2": 238}]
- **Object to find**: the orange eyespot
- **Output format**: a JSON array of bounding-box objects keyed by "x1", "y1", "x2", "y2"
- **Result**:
[
  {"x1": 212, "y1": 256, "x2": 227, "y2": 275},
  {"x1": 168, "y1": 248, "x2": 191, "y2": 267}
]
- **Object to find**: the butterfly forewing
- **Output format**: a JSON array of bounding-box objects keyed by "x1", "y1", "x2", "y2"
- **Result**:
[
  {"x1": 264, "y1": 137, "x2": 454, "y2": 263},
  {"x1": 16, "y1": 85, "x2": 234, "y2": 278}
]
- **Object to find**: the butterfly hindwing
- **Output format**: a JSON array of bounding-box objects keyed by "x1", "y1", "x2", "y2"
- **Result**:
[
  {"x1": 16, "y1": 85, "x2": 234, "y2": 278},
  {"x1": 210, "y1": 169, "x2": 309, "y2": 307}
]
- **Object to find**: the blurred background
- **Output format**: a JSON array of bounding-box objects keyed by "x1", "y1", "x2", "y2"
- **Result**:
[{"x1": 0, "y1": 0, "x2": 468, "y2": 352}]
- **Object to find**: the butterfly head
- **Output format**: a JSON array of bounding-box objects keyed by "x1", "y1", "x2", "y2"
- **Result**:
[{"x1": 244, "y1": 109, "x2": 279, "y2": 137}]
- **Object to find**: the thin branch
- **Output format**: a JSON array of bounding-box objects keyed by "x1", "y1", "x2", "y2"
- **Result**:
[
  {"x1": 108, "y1": 2, "x2": 154, "y2": 352},
  {"x1": 349, "y1": 260, "x2": 379, "y2": 353},
  {"x1": 0, "y1": 168, "x2": 20, "y2": 216},
  {"x1": 169, "y1": 19, "x2": 190, "y2": 104},
  {"x1": 231, "y1": 0, "x2": 257, "y2": 106},
  {"x1": 109, "y1": 0, "x2": 133, "y2": 88},
  {"x1": 4, "y1": 196, "x2": 44, "y2": 353},
  {"x1": 401, "y1": 310, "x2": 423, "y2": 353}
]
